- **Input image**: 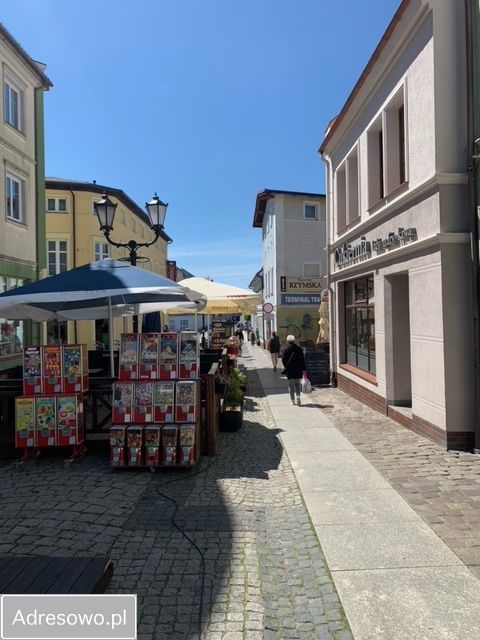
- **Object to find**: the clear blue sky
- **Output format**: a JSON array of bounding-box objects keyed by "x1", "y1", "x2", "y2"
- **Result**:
[{"x1": 2, "y1": 0, "x2": 399, "y2": 288}]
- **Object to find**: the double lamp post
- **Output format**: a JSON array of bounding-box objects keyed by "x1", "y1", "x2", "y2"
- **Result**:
[{"x1": 94, "y1": 192, "x2": 168, "y2": 333}]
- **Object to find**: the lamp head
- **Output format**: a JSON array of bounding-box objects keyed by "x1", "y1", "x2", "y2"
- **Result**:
[
  {"x1": 146, "y1": 192, "x2": 168, "y2": 231},
  {"x1": 94, "y1": 193, "x2": 117, "y2": 232}
]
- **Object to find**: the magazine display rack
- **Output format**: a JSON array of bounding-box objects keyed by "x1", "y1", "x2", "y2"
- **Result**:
[
  {"x1": 16, "y1": 344, "x2": 88, "y2": 467},
  {"x1": 111, "y1": 331, "x2": 201, "y2": 470}
]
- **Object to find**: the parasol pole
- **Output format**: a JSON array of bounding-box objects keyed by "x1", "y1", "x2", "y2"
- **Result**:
[{"x1": 108, "y1": 296, "x2": 114, "y2": 377}]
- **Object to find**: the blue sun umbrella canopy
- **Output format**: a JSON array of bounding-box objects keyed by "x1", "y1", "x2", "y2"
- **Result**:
[{"x1": 0, "y1": 259, "x2": 205, "y2": 322}]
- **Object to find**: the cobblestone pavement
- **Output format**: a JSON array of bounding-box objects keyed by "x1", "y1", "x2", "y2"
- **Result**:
[
  {"x1": 0, "y1": 368, "x2": 353, "y2": 640},
  {"x1": 308, "y1": 385, "x2": 480, "y2": 580}
]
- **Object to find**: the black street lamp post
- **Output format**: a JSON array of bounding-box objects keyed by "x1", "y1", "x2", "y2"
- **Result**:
[{"x1": 94, "y1": 192, "x2": 168, "y2": 331}]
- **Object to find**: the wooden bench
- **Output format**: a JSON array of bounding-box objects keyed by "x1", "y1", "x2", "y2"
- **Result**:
[{"x1": 0, "y1": 557, "x2": 113, "y2": 594}]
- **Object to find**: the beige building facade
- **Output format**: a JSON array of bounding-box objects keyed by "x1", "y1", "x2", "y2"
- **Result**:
[
  {"x1": 45, "y1": 178, "x2": 171, "y2": 349},
  {"x1": 0, "y1": 25, "x2": 51, "y2": 372}
]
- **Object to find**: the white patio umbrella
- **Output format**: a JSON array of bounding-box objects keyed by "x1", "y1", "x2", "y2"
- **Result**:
[{"x1": 176, "y1": 277, "x2": 261, "y2": 315}]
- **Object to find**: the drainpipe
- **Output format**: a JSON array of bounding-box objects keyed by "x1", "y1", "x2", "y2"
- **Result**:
[
  {"x1": 466, "y1": 0, "x2": 480, "y2": 451},
  {"x1": 323, "y1": 152, "x2": 337, "y2": 386},
  {"x1": 70, "y1": 188, "x2": 78, "y2": 345}
]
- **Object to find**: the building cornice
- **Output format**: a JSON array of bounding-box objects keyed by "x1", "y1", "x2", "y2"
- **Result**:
[
  {"x1": 0, "y1": 23, "x2": 52, "y2": 88},
  {"x1": 330, "y1": 173, "x2": 467, "y2": 249}
]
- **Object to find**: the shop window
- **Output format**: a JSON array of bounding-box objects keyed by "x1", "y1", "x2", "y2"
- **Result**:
[
  {"x1": 344, "y1": 275, "x2": 375, "y2": 374},
  {"x1": 47, "y1": 320, "x2": 67, "y2": 345},
  {"x1": 0, "y1": 276, "x2": 24, "y2": 357}
]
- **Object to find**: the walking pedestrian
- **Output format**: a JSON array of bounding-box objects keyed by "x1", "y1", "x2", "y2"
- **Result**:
[
  {"x1": 249, "y1": 330, "x2": 256, "y2": 345},
  {"x1": 281, "y1": 335, "x2": 306, "y2": 405},
  {"x1": 267, "y1": 331, "x2": 281, "y2": 371}
]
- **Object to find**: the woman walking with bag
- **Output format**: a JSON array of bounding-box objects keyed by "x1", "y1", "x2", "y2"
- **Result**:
[{"x1": 281, "y1": 335, "x2": 306, "y2": 405}]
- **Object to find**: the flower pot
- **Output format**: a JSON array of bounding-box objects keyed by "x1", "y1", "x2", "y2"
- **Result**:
[{"x1": 220, "y1": 407, "x2": 243, "y2": 431}]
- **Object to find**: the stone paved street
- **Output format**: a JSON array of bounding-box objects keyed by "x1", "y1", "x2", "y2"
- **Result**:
[
  {"x1": 0, "y1": 366, "x2": 353, "y2": 640},
  {"x1": 309, "y1": 385, "x2": 480, "y2": 581}
]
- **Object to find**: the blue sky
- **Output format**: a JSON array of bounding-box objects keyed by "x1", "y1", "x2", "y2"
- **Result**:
[{"x1": 2, "y1": 0, "x2": 399, "y2": 288}]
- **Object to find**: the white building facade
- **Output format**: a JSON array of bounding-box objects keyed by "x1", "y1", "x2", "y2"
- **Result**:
[
  {"x1": 321, "y1": 0, "x2": 477, "y2": 450},
  {"x1": 252, "y1": 189, "x2": 326, "y2": 346}
]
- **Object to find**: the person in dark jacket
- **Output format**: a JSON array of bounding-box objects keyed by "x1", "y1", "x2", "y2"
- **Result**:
[
  {"x1": 281, "y1": 334, "x2": 306, "y2": 405},
  {"x1": 267, "y1": 331, "x2": 281, "y2": 371}
]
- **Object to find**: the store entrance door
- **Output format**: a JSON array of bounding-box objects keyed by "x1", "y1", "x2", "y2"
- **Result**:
[{"x1": 386, "y1": 273, "x2": 412, "y2": 407}]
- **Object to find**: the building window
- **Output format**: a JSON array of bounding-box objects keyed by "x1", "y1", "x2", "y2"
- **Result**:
[
  {"x1": 47, "y1": 197, "x2": 67, "y2": 213},
  {"x1": 48, "y1": 240, "x2": 68, "y2": 276},
  {"x1": 94, "y1": 241, "x2": 109, "y2": 261},
  {"x1": 344, "y1": 275, "x2": 375, "y2": 374},
  {"x1": 336, "y1": 166, "x2": 347, "y2": 232},
  {"x1": 304, "y1": 203, "x2": 317, "y2": 220},
  {"x1": 367, "y1": 87, "x2": 406, "y2": 207},
  {"x1": 0, "y1": 276, "x2": 24, "y2": 356},
  {"x1": 4, "y1": 73, "x2": 24, "y2": 132},
  {"x1": 304, "y1": 263, "x2": 320, "y2": 277},
  {"x1": 5, "y1": 173, "x2": 25, "y2": 223},
  {"x1": 346, "y1": 147, "x2": 359, "y2": 224}
]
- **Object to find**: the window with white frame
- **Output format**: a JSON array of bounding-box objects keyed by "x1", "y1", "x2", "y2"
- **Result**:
[
  {"x1": 304, "y1": 263, "x2": 320, "y2": 277},
  {"x1": 3, "y1": 71, "x2": 25, "y2": 132},
  {"x1": 94, "y1": 241, "x2": 108, "y2": 261},
  {"x1": 5, "y1": 171, "x2": 25, "y2": 223},
  {"x1": 48, "y1": 240, "x2": 68, "y2": 276},
  {"x1": 47, "y1": 197, "x2": 67, "y2": 213},
  {"x1": 304, "y1": 203, "x2": 317, "y2": 220},
  {"x1": 367, "y1": 87, "x2": 406, "y2": 207}
]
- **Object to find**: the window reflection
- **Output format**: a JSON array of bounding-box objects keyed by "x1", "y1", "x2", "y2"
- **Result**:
[{"x1": 344, "y1": 276, "x2": 375, "y2": 374}]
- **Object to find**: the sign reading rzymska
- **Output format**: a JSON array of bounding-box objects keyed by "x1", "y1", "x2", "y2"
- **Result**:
[{"x1": 280, "y1": 277, "x2": 322, "y2": 293}]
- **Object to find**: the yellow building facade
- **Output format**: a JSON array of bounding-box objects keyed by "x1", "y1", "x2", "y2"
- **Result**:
[{"x1": 45, "y1": 178, "x2": 170, "y2": 349}]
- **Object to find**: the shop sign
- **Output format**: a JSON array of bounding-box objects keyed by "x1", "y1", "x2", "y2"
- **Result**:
[
  {"x1": 280, "y1": 294, "x2": 320, "y2": 306},
  {"x1": 334, "y1": 228, "x2": 417, "y2": 268},
  {"x1": 280, "y1": 276, "x2": 323, "y2": 292},
  {"x1": 334, "y1": 237, "x2": 371, "y2": 267},
  {"x1": 372, "y1": 227, "x2": 417, "y2": 251}
]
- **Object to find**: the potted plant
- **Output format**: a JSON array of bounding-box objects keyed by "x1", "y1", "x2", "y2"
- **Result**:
[{"x1": 220, "y1": 367, "x2": 246, "y2": 431}]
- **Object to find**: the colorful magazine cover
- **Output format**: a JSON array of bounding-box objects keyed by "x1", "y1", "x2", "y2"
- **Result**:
[
  {"x1": 23, "y1": 346, "x2": 42, "y2": 394},
  {"x1": 179, "y1": 331, "x2": 198, "y2": 378},
  {"x1": 139, "y1": 333, "x2": 160, "y2": 379},
  {"x1": 15, "y1": 397, "x2": 36, "y2": 448},
  {"x1": 159, "y1": 333, "x2": 178, "y2": 379},
  {"x1": 112, "y1": 382, "x2": 133, "y2": 422},
  {"x1": 119, "y1": 334, "x2": 139, "y2": 379},
  {"x1": 175, "y1": 381, "x2": 196, "y2": 422},
  {"x1": 133, "y1": 382, "x2": 154, "y2": 422},
  {"x1": 153, "y1": 381, "x2": 175, "y2": 422}
]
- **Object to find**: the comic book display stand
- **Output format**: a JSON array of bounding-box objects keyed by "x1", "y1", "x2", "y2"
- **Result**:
[
  {"x1": 15, "y1": 344, "x2": 88, "y2": 468},
  {"x1": 110, "y1": 331, "x2": 201, "y2": 471}
]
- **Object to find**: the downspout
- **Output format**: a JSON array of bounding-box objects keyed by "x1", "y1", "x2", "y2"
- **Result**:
[
  {"x1": 70, "y1": 188, "x2": 78, "y2": 344},
  {"x1": 323, "y1": 152, "x2": 337, "y2": 386},
  {"x1": 466, "y1": 0, "x2": 480, "y2": 452},
  {"x1": 34, "y1": 86, "x2": 47, "y2": 345}
]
